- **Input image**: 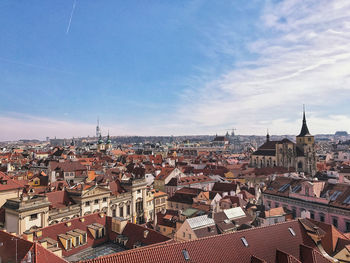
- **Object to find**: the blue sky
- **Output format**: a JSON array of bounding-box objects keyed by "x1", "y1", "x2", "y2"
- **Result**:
[{"x1": 1, "y1": 0, "x2": 350, "y2": 140}]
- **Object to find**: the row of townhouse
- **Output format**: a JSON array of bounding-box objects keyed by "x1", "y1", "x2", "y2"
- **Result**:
[
  {"x1": 262, "y1": 176, "x2": 350, "y2": 233},
  {"x1": 2, "y1": 175, "x2": 168, "y2": 235}
]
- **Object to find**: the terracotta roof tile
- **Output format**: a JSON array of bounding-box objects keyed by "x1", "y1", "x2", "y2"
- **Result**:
[{"x1": 77, "y1": 219, "x2": 322, "y2": 263}]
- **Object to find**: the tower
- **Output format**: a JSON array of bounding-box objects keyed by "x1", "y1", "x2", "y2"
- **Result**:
[
  {"x1": 96, "y1": 117, "x2": 101, "y2": 138},
  {"x1": 106, "y1": 131, "x2": 112, "y2": 150},
  {"x1": 266, "y1": 129, "x2": 270, "y2": 142},
  {"x1": 296, "y1": 106, "x2": 316, "y2": 176},
  {"x1": 97, "y1": 134, "x2": 105, "y2": 152}
]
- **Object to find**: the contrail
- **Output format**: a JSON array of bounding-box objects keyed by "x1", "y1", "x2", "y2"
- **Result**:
[{"x1": 66, "y1": 0, "x2": 77, "y2": 34}]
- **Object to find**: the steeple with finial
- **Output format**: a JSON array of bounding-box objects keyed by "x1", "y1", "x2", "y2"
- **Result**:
[
  {"x1": 106, "y1": 130, "x2": 111, "y2": 144},
  {"x1": 297, "y1": 104, "x2": 311, "y2": 137},
  {"x1": 266, "y1": 129, "x2": 270, "y2": 142}
]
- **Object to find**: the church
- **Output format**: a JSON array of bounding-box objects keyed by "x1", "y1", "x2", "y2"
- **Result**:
[{"x1": 250, "y1": 110, "x2": 316, "y2": 176}]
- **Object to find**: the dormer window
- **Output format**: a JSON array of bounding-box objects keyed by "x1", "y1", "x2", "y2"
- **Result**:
[
  {"x1": 87, "y1": 223, "x2": 105, "y2": 239},
  {"x1": 0, "y1": 179, "x2": 8, "y2": 185},
  {"x1": 58, "y1": 234, "x2": 73, "y2": 250}
]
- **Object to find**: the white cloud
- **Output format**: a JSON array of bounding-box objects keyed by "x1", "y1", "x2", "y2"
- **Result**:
[
  {"x1": 172, "y1": 0, "x2": 350, "y2": 135},
  {"x1": 3, "y1": 0, "x2": 350, "y2": 139}
]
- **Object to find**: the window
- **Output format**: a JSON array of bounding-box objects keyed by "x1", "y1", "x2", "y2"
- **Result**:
[
  {"x1": 127, "y1": 205, "x2": 130, "y2": 216},
  {"x1": 30, "y1": 214, "x2": 38, "y2": 220},
  {"x1": 119, "y1": 207, "x2": 124, "y2": 217},
  {"x1": 85, "y1": 201, "x2": 90, "y2": 207},
  {"x1": 94, "y1": 199, "x2": 99, "y2": 204},
  {"x1": 112, "y1": 209, "x2": 116, "y2": 217},
  {"x1": 66, "y1": 239, "x2": 72, "y2": 250},
  {"x1": 346, "y1": 222, "x2": 350, "y2": 233},
  {"x1": 292, "y1": 207, "x2": 297, "y2": 218},
  {"x1": 103, "y1": 197, "x2": 107, "y2": 202},
  {"x1": 308, "y1": 138, "x2": 311, "y2": 142},
  {"x1": 183, "y1": 232, "x2": 186, "y2": 238},
  {"x1": 298, "y1": 162, "x2": 303, "y2": 169},
  {"x1": 161, "y1": 198, "x2": 165, "y2": 204},
  {"x1": 319, "y1": 214, "x2": 325, "y2": 222},
  {"x1": 310, "y1": 211, "x2": 315, "y2": 220},
  {"x1": 274, "y1": 218, "x2": 278, "y2": 224},
  {"x1": 188, "y1": 234, "x2": 191, "y2": 240},
  {"x1": 332, "y1": 218, "x2": 338, "y2": 228},
  {"x1": 137, "y1": 190, "x2": 141, "y2": 194},
  {"x1": 275, "y1": 202, "x2": 279, "y2": 208},
  {"x1": 267, "y1": 201, "x2": 271, "y2": 208}
]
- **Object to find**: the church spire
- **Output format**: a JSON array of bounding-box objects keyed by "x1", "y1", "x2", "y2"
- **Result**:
[
  {"x1": 266, "y1": 129, "x2": 270, "y2": 142},
  {"x1": 297, "y1": 105, "x2": 311, "y2": 137}
]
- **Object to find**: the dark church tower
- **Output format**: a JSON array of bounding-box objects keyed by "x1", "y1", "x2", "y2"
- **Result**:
[
  {"x1": 266, "y1": 130, "x2": 270, "y2": 142},
  {"x1": 296, "y1": 107, "x2": 316, "y2": 176}
]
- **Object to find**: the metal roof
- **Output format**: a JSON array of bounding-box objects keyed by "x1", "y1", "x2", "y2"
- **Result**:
[
  {"x1": 224, "y1": 207, "x2": 246, "y2": 220},
  {"x1": 187, "y1": 215, "x2": 215, "y2": 229}
]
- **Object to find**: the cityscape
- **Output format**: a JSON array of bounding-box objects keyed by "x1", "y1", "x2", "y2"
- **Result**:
[{"x1": 1, "y1": 1, "x2": 350, "y2": 263}]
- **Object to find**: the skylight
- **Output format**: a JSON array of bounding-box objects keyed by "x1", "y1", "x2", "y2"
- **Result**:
[
  {"x1": 292, "y1": 185, "x2": 301, "y2": 193},
  {"x1": 182, "y1": 249, "x2": 190, "y2": 261},
  {"x1": 343, "y1": 195, "x2": 350, "y2": 205},
  {"x1": 288, "y1": 227, "x2": 296, "y2": 236},
  {"x1": 241, "y1": 237, "x2": 248, "y2": 247},
  {"x1": 330, "y1": 191, "x2": 342, "y2": 201},
  {"x1": 278, "y1": 183, "x2": 290, "y2": 192}
]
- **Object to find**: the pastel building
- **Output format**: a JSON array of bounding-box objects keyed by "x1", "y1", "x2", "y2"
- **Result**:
[{"x1": 262, "y1": 176, "x2": 350, "y2": 233}]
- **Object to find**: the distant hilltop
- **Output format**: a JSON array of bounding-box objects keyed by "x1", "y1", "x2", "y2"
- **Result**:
[{"x1": 335, "y1": 131, "x2": 348, "y2": 136}]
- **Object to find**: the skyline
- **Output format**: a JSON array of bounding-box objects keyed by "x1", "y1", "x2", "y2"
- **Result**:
[{"x1": 2, "y1": 0, "x2": 350, "y2": 140}]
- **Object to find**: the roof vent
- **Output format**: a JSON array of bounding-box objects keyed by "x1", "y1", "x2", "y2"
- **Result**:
[
  {"x1": 241, "y1": 237, "x2": 248, "y2": 247},
  {"x1": 288, "y1": 227, "x2": 296, "y2": 236},
  {"x1": 182, "y1": 249, "x2": 190, "y2": 261}
]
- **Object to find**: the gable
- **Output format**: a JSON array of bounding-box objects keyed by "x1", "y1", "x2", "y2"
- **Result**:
[{"x1": 81, "y1": 186, "x2": 111, "y2": 197}]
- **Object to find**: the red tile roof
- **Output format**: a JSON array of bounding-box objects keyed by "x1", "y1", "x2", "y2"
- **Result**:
[
  {"x1": 155, "y1": 168, "x2": 175, "y2": 180},
  {"x1": 0, "y1": 231, "x2": 33, "y2": 262},
  {"x1": 34, "y1": 213, "x2": 108, "y2": 257},
  {"x1": 46, "y1": 190, "x2": 73, "y2": 209},
  {"x1": 77, "y1": 219, "x2": 329, "y2": 263},
  {"x1": 121, "y1": 222, "x2": 170, "y2": 249},
  {"x1": 0, "y1": 171, "x2": 24, "y2": 192},
  {"x1": 0, "y1": 230, "x2": 67, "y2": 263}
]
